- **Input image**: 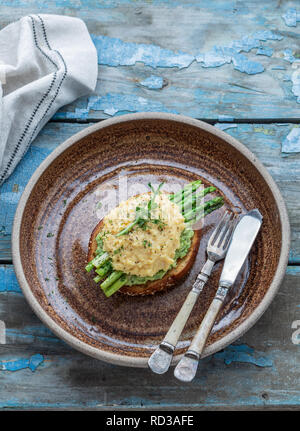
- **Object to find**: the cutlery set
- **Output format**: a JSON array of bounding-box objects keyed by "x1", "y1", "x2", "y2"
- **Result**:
[{"x1": 148, "y1": 209, "x2": 263, "y2": 382}]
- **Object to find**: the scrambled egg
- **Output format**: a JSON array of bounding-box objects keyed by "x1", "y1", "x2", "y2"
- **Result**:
[{"x1": 102, "y1": 192, "x2": 185, "y2": 277}]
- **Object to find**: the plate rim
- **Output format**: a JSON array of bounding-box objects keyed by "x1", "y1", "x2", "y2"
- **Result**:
[{"x1": 12, "y1": 112, "x2": 290, "y2": 367}]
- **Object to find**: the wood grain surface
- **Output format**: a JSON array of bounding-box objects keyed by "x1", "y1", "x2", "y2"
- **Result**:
[{"x1": 0, "y1": 0, "x2": 299, "y2": 410}]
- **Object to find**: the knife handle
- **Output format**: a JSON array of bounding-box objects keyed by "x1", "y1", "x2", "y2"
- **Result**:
[
  {"x1": 189, "y1": 288, "x2": 227, "y2": 355},
  {"x1": 174, "y1": 286, "x2": 229, "y2": 382}
]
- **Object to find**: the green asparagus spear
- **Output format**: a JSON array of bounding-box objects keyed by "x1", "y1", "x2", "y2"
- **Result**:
[
  {"x1": 100, "y1": 270, "x2": 123, "y2": 290},
  {"x1": 171, "y1": 180, "x2": 202, "y2": 204},
  {"x1": 93, "y1": 275, "x2": 102, "y2": 283},
  {"x1": 185, "y1": 198, "x2": 224, "y2": 227},
  {"x1": 85, "y1": 261, "x2": 94, "y2": 272},
  {"x1": 85, "y1": 252, "x2": 109, "y2": 272},
  {"x1": 179, "y1": 186, "x2": 216, "y2": 213},
  {"x1": 95, "y1": 263, "x2": 111, "y2": 277},
  {"x1": 184, "y1": 197, "x2": 222, "y2": 222},
  {"x1": 103, "y1": 274, "x2": 128, "y2": 297},
  {"x1": 169, "y1": 180, "x2": 201, "y2": 201},
  {"x1": 94, "y1": 263, "x2": 112, "y2": 282}
]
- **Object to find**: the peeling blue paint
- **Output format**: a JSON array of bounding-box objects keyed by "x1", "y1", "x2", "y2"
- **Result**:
[
  {"x1": 282, "y1": 127, "x2": 300, "y2": 153},
  {"x1": 251, "y1": 30, "x2": 283, "y2": 41},
  {"x1": 54, "y1": 107, "x2": 89, "y2": 121},
  {"x1": 0, "y1": 266, "x2": 22, "y2": 293},
  {"x1": 57, "y1": 93, "x2": 177, "y2": 118},
  {"x1": 198, "y1": 46, "x2": 265, "y2": 74},
  {"x1": 214, "y1": 344, "x2": 273, "y2": 367},
  {"x1": 271, "y1": 66, "x2": 286, "y2": 70},
  {"x1": 256, "y1": 46, "x2": 273, "y2": 57},
  {"x1": 88, "y1": 93, "x2": 177, "y2": 115},
  {"x1": 92, "y1": 35, "x2": 194, "y2": 69},
  {"x1": 196, "y1": 46, "x2": 233, "y2": 68},
  {"x1": 283, "y1": 49, "x2": 296, "y2": 64},
  {"x1": 196, "y1": 30, "x2": 281, "y2": 74},
  {"x1": 232, "y1": 53, "x2": 264, "y2": 75},
  {"x1": 140, "y1": 75, "x2": 164, "y2": 89},
  {"x1": 291, "y1": 70, "x2": 300, "y2": 103},
  {"x1": 282, "y1": 8, "x2": 300, "y2": 27},
  {"x1": 283, "y1": 73, "x2": 291, "y2": 82},
  {"x1": 0, "y1": 354, "x2": 44, "y2": 372},
  {"x1": 92, "y1": 30, "x2": 282, "y2": 77}
]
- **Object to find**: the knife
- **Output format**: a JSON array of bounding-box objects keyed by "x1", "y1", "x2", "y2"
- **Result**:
[{"x1": 174, "y1": 208, "x2": 263, "y2": 382}]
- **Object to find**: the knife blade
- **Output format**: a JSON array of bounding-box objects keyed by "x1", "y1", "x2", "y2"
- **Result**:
[{"x1": 219, "y1": 208, "x2": 263, "y2": 288}]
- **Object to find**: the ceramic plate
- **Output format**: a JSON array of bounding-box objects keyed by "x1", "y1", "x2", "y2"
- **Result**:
[{"x1": 12, "y1": 113, "x2": 290, "y2": 367}]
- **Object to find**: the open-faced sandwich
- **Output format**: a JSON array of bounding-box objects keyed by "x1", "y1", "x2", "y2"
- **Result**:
[{"x1": 85, "y1": 181, "x2": 224, "y2": 297}]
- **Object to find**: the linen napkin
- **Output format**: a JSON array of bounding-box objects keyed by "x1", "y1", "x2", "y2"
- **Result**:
[{"x1": 0, "y1": 14, "x2": 98, "y2": 185}]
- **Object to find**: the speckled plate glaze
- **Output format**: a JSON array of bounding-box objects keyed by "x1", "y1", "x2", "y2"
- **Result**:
[{"x1": 12, "y1": 113, "x2": 290, "y2": 367}]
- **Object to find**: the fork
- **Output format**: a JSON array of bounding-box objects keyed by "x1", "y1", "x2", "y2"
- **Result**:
[{"x1": 148, "y1": 210, "x2": 236, "y2": 374}]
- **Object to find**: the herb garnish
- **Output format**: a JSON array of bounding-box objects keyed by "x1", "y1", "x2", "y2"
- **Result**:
[
  {"x1": 114, "y1": 246, "x2": 124, "y2": 255},
  {"x1": 116, "y1": 183, "x2": 164, "y2": 237}
]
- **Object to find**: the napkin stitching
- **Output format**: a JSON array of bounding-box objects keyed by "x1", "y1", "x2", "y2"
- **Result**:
[
  {"x1": 31, "y1": 15, "x2": 58, "y2": 69},
  {"x1": 0, "y1": 15, "x2": 68, "y2": 184},
  {"x1": 27, "y1": 15, "x2": 68, "y2": 144}
]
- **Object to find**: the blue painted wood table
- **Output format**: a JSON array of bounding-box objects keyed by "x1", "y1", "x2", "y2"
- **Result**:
[{"x1": 0, "y1": 1, "x2": 299, "y2": 410}]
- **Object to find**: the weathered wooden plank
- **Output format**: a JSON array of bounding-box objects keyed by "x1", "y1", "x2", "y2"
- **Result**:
[
  {"x1": 0, "y1": 121, "x2": 299, "y2": 262},
  {"x1": 0, "y1": 1, "x2": 300, "y2": 120},
  {"x1": 0, "y1": 264, "x2": 299, "y2": 410},
  {"x1": 0, "y1": 0, "x2": 298, "y2": 412}
]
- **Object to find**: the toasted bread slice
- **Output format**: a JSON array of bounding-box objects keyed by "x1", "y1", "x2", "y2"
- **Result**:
[{"x1": 87, "y1": 218, "x2": 201, "y2": 296}]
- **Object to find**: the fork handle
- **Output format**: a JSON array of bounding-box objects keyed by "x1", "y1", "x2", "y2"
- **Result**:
[
  {"x1": 148, "y1": 259, "x2": 215, "y2": 374},
  {"x1": 148, "y1": 288, "x2": 203, "y2": 374},
  {"x1": 163, "y1": 289, "x2": 201, "y2": 347},
  {"x1": 174, "y1": 286, "x2": 229, "y2": 382},
  {"x1": 160, "y1": 258, "x2": 215, "y2": 348}
]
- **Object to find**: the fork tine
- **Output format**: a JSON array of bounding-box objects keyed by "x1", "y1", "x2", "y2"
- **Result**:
[
  {"x1": 208, "y1": 211, "x2": 228, "y2": 245},
  {"x1": 216, "y1": 212, "x2": 234, "y2": 248},
  {"x1": 219, "y1": 214, "x2": 237, "y2": 249},
  {"x1": 209, "y1": 210, "x2": 231, "y2": 246}
]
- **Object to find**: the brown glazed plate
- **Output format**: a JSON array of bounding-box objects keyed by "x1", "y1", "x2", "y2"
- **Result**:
[{"x1": 12, "y1": 113, "x2": 290, "y2": 367}]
